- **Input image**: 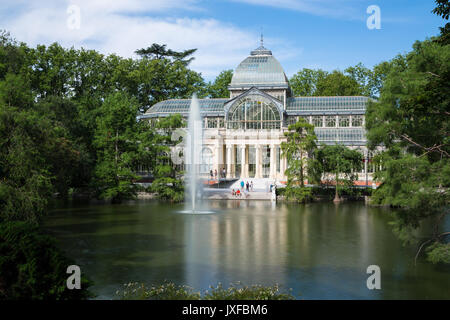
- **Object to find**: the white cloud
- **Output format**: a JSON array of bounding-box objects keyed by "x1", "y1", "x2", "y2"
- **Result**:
[
  {"x1": 229, "y1": 0, "x2": 364, "y2": 20},
  {"x1": 0, "y1": 0, "x2": 304, "y2": 80}
]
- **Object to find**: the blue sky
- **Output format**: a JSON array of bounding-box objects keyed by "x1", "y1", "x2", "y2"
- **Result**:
[{"x1": 0, "y1": 0, "x2": 445, "y2": 81}]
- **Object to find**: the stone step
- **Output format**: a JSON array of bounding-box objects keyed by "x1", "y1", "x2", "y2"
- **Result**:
[{"x1": 230, "y1": 178, "x2": 277, "y2": 192}]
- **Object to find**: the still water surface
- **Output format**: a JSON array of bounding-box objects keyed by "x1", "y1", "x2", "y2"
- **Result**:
[{"x1": 44, "y1": 200, "x2": 449, "y2": 299}]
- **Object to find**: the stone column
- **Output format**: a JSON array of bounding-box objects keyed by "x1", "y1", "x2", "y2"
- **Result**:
[
  {"x1": 255, "y1": 145, "x2": 261, "y2": 178},
  {"x1": 240, "y1": 144, "x2": 246, "y2": 178},
  {"x1": 214, "y1": 144, "x2": 221, "y2": 176},
  {"x1": 269, "y1": 144, "x2": 276, "y2": 179},
  {"x1": 226, "y1": 145, "x2": 232, "y2": 179}
]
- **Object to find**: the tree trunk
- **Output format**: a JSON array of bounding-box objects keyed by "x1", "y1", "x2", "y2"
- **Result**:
[
  {"x1": 333, "y1": 169, "x2": 341, "y2": 203},
  {"x1": 300, "y1": 156, "x2": 304, "y2": 188},
  {"x1": 115, "y1": 130, "x2": 119, "y2": 166}
]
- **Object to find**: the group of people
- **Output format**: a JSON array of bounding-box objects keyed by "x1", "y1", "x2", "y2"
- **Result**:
[
  {"x1": 231, "y1": 180, "x2": 254, "y2": 198},
  {"x1": 209, "y1": 168, "x2": 227, "y2": 180}
]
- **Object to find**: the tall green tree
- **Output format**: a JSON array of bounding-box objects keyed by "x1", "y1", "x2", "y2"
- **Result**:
[
  {"x1": 433, "y1": 0, "x2": 450, "y2": 45},
  {"x1": 345, "y1": 63, "x2": 374, "y2": 97},
  {"x1": 149, "y1": 114, "x2": 185, "y2": 202},
  {"x1": 207, "y1": 69, "x2": 233, "y2": 98},
  {"x1": 289, "y1": 68, "x2": 328, "y2": 96},
  {"x1": 366, "y1": 37, "x2": 450, "y2": 264},
  {"x1": 135, "y1": 43, "x2": 197, "y2": 65},
  {"x1": 281, "y1": 118, "x2": 317, "y2": 202},
  {"x1": 315, "y1": 71, "x2": 363, "y2": 96},
  {"x1": 315, "y1": 145, "x2": 363, "y2": 201},
  {"x1": 93, "y1": 92, "x2": 141, "y2": 203}
]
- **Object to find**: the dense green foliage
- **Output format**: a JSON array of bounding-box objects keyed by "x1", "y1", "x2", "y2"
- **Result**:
[
  {"x1": 206, "y1": 69, "x2": 233, "y2": 98},
  {"x1": 0, "y1": 31, "x2": 211, "y2": 299},
  {"x1": 281, "y1": 119, "x2": 364, "y2": 202},
  {"x1": 149, "y1": 114, "x2": 186, "y2": 202},
  {"x1": 313, "y1": 145, "x2": 363, "y2": 200},
  {"x1": 281, "y1": 119, "x2": 317, "y2": 187},
  {"x1": 432, "y1": 0, "x2": 450, "y2": 45},
  {"x1": 289, "y1": 63, "x2": 388, "y2": 98},
  {"x1": 281, "y1": 118, "x2": 317, "y2": 202},
  {"x1": 135, "y1": 43, "x2": 197, "y2": 66},
  {"x1": 0, "y1": 30, "x2": 208, "y2": 204},
  {"x1": 0, "y1": 221, "x2": 92, "y2": 299},
  {"x1": 365, "y1": 7, "x2": 450, "y2": 264},
  {"x1": 93, "y1": 92, "x2": 143, "y2": 202},
  {"x1": 116, "y1": 281, "x2": 294, "y2": 300}
]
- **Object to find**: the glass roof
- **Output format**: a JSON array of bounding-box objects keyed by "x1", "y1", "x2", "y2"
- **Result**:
[
  {"x1": 141, "y1": 99, "x2": 228, "y2": 118},
  {"x1": 286, "y1": 96, "x2": 368, "y2": 115},
  {"x1": 140, "y1": 96, "x2": 370, "y2": 119},
  {"x1": 229, "y1": 45, "x2": 289, "y2": 88},
  {"x1": 315, "y1": 127, "x2": 366, "y2": 145}
]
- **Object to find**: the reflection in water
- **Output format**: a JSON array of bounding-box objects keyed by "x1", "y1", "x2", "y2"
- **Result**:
[{"x1": 44, "y1": 200, "x2": 450, "y2": 299}]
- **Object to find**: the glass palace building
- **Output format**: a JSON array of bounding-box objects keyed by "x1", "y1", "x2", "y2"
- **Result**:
[{"x1": 140, "y1": 43, "x2": 378, "y2": 183}]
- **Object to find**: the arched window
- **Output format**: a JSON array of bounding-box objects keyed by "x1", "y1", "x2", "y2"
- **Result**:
[
  {"x1": 200, "y1": 147, "x2": 213, "y2": 174},
  {"x1": 227, "y1": 98, "x2": 281, "y2": 130}
]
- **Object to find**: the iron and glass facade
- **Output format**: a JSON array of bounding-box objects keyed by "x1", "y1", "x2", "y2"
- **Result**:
[{"x1": 139, "y1": 43, "x2": 379, "y2": 183}]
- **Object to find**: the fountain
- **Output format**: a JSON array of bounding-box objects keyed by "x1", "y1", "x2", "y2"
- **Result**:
[{"x1": 182, "y1": 94, "x2": 213, "y2": 214}]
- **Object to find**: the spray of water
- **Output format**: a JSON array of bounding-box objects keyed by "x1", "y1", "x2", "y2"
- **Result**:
[{"x1": 185, "y1": 94, "x2": 203, "y2": 212}]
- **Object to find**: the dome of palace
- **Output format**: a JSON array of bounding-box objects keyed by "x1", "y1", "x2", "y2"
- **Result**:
[{"x1": 229, "y1": 44, "x2": 289, "y2": 89}]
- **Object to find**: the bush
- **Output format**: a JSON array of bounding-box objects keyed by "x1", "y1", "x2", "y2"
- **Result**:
[
  {"x1": 426, "y1": 242, "x2": 450, "y2": 264},
  {"x1": 203, "y1": 282, "x2": 294, "y2": 300},
  {"x1": 284, "y1": 187, "x2": 313, "y2": 203},
  {"x1": 0, "y1": 221, "x2": 93, "y2": 300},
  {"x1": 116, "y1": 281, "x2": 295, "y2": 300},
  {"x1": 310, "y1": 185, "x2": 372, "y2": 199},
  {"x1": 151, "y1": 177, "x2": 184, "y2": 202}
]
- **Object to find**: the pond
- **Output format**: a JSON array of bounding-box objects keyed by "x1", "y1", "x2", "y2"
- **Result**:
[{"x1": 43, "y1": 200, "x2": 450, "y2": 299}]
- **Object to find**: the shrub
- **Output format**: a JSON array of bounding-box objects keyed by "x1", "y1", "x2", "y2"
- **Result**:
[
  {"x1": 0, "y1": 221, "x2": 93, "y2": 300},
  {"x1": 426, "y1": 242, "x2": 450, "y2": 264},
  {"x1": 284, "y1": 187, "x2": 313, "y2": 203},
  {"x1": 116, "y1": 281, "x2": 295, "y2": 300},
  {"x1": 203, "y1": 282, "x2": 294, "y2": 300},
  {"x1": 151, "y1": 177, "x2": 184, "y2": 202}
]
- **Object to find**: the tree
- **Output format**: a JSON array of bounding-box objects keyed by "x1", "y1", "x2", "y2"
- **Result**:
[
  {"x1": 281, "y1": 118, "x2": 317, "y2": 202},
  {"x1": 207, "y1": 70, "x2": 233, "y2": 98},
  {"x1": 432, "y1": 0, "x2": 450, "y2": 45},
  {"x1": 93, "y1": 92, "x2": 141, "y2": 203},
  {"x1": 150, "y1": 114, "x2": 185, "y2": 202},
  {"x1": 345, "y1": 63, "x2": 374, "y2": 97},
  {"x1": 289, "y1": 68, "x2": 328, "y2": 96},
  {"x1": 366, "y1": 38, "x2": 450, "y2": 264},
  {"x1": 290, "y1": 64, "x2": 388, "y2": 98},
  {"x1": 315, "y1": 145, "x2": 363, "y2": 201},
  {"x1": 0, "y1": 221, "x2": 93, "y2": 299},
  {"x1": 366, "y1": 40, "x2": 449, "y2": 161},
  {"x1": 135, "y1": 43, "x2": 197, "y2": 65},
  {"x1": 315, "y1": 71, "x2": 363, "y2": 96},
  {"x1": 0, "y1": 103, "x2": 83, "y2": 222}
]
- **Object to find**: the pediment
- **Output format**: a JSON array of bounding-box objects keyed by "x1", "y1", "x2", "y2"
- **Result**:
[{"x1": 223, "y1": 87, "x2": 285, "y2": 116}]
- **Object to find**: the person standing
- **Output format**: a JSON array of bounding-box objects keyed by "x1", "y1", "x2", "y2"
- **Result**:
[
  {"x1": 250, "y1": 181, "x2": 253, "y2": 192},
  {"x1": 214, "y1": 169, "x2": 217, "y2": 180},
  {"x1": 240, "y1": 180, "x2": 244, "y2": 191},
  {"x1": 210, "y1": 169, "x2": 213, "y2": 181},
  {"x1": 246, "y1": 181, "x2": 249, "y2": 192}
]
